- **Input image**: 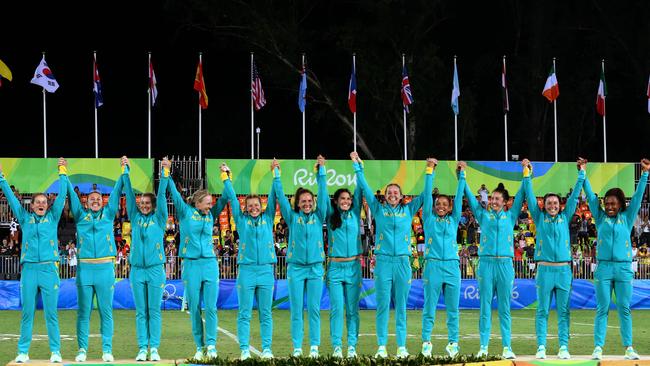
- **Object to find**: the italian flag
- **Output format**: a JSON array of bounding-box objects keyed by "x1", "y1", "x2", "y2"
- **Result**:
[
  {"x1": 542, "y1": 65, "x2": 559, "y2": 102},
  {"x1": 596, "y1": 68, "x2": 607, "y2": 116}
]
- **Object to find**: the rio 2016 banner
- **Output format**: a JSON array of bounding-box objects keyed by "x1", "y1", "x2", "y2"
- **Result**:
[
  {"x1": 206, "y1": 159, "x2": 634, "y2": 196},
  {"x1": 0, "y1": 158, "x2": 154, "y2": 193}
]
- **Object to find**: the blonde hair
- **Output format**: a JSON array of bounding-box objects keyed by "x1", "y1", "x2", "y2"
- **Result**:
[{"x1": 191, "y1": 189, "x2": 211, "y2": 207}]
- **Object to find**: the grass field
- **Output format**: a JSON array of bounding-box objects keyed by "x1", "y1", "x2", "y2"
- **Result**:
[{"x1": 1, "y1": 309, "x2": 649, "y2": 363}]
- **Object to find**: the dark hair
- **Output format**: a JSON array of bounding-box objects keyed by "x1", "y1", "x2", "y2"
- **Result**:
[
  {"x1": 330, "y1": 188, "x2": 352, "y2": 231},
  {"x1": 141, "y1": 193, "x2": 157, "y2": 210},
  {"x1": 539, "y1": 193, "x2": 561, "y2": 214},
  {"x1": 435, "y1": 194, "x2": 452, "y2": 206},
  {"x1": 293, "y1": 187, "x2": 314, "y2": 212},
  {"x1": 384, "y1": 183, "x2": 403, "y2": 204},
  {"x1": 604, "y1": 188, "x2": 627, "y2": 212},
  {"x1": 244, "y1": 195, "x2": 262, "y2": 215},
  {"x1": 492, "y1": 187, "x2": 510, "y2": 202}
]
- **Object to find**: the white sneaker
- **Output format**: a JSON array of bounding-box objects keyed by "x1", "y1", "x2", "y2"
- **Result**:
[
  {"x1": 75, "y1": 349, "x2": 87, "y2": 362},
  {"x1": 150, "y1": 348, "x2": 160, "y2": 361},
  {"x1": 421, "y1": 341, "x2": 432, "y2": 357},
  {"x1": 240, "y1": 350, "x2": 251, "y2": 360},
  {"x1": 14, "y1": 354, "x2": 29, "y2": 363},
  {"x1": 396, "y1": 346, "x2": 409, "y2": 359},
  {"x1": 557, "y1": 346, "x2": 571, "y2": 359},
  {"x1": 261, "y1": 349, "x2": 274, "y2": 359},
  {"x1": 206, "y1": 345, "x2": 217, "y2": 358},
  {"x1": 477, "y1": 345, "x2": 488, "y2": 357},
  {"x1": 136, "y1": 348, "x2": 148, "y2": 361},
  {"x1": 193, "y1": 348, "x2": 204, "y2": 360},
  {"x1": 625, "y1": 347, "x2": 640, "y2": 360},
  {"x1": 446, "y1": 342, "x2": 459, "y2": 358},
  {"x1": 375, "y1": 346, "x2": 388, "y2": 358},
  {"x1": 536, "y1": 345, "x2": 546, "y2": 359},
  {"x1": 309, "y1": 345, "x2": 319, "y2": 358},
  {"x1": 102, "y1": 352, "x2": 114, "y2": 362},
  {"x1": 292, "y1": 348, "x2": 303, "y2": 357},
  {"x1": 592, "y1": 346, "x2": 603, "y2": 360},
  {"x1": 502, "y1": 347, "x2": 516, "y2": 359},
  {"x1": 50, "y1": 352, "x2": 62, "y2": 363},
  {"x1": 347, "y1": 346, "x2": 357, "y2": 358},
  {"x1": 332, "y1": 346, "x2": 343, "y2": 358}
]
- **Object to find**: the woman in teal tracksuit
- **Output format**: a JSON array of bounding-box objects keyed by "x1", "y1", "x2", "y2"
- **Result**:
[
  {"x1": 322, "y1": 159, "x2": 363, "y2": 359},
  {"x1": 350, "y1": 151, "x2": 425, "y2": 359},
  {"x1": 68, "y1": 160, "x2": 124, "y2": 363},
  {"x1": 122, "y1": 157, "x2": 170, "y2": 362},
  {"x1": 273, "y1": 157, "x2": 328, "y2": 358},
  {"x1": 1, "y1": 159, "x2": 67, "y2": 363},
  {"x1": 420, "y1": 159, "x2": 465, "y2": 358},
  {"x1": 464, "y1": 162, "x2": 525, "y2": 359},
  {"x1": 220, "y1": 163, "x2": 276, "y2": 361},
  {"x1": 167, "y1": 169, "x2": 228, "y2": 360},
  {"x1": 586, "y1": 158, "x2": 649, "y2": 361},
  {"x1": 522, "y1": 158, "x2": 585, "y2": 360}
]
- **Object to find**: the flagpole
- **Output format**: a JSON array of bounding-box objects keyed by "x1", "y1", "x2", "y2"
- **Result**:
[
  {"x1": 402, "y1": 54, "x2": 408, "y2": 160},
  {"x1": 503, "y1": 55, "x2": 508, "y2": 162},
  {"x1": 198, "y1": 52, "x2": 203, "y2": 177},
  {"x1": 94, "y1": 51, "x2": 99, "y2": 158},
  {"x1": 302, "y1": 53, "x2": 306, "y2": 160},
  {"x1": 602, "y1": 59, "x2": 607, "y2": 162},
  {"x1": 42, "y1": 51, "x2": 47, "y2": 158},
  {"x1": 250, "y1": 52, "x2": 255, "y2": 160},
  {"x1": 552, "y1": 58, "x2": 559, "y2": 162},
  {"x1": 454, "y1": 56, "x2": 458, "y2": 161},
  {"x1": 353, "y1": 53, "x2": 357, "y2": 152},
  {"x1": 148, "y1": 52, "x2": 152, "y2": 159}
]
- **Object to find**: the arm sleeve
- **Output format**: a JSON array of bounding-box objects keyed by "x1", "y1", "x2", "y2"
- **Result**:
[
  {"x1": 222, "y1": 177, "x2": 241, "y2": 219},
  {"x1": 0, "y1": 176, "x2": 26, "y2": 222},
  {"x1": 51, "y1": 174, "x2": 70, "y2": 222},
  {"x1": 264, "y1": 178, "x2": 277, "y2": 221},
  {"x1": 564, "y1": 170, "x2": 586, "y2": 218},
  {"x1": 66, "y1": 177, "x2": 84, "y2": 221},
  {"x1": 106, "y1": 175, "x2": 124, "y2": 217},
  {"x1": 583, "y1": 176, "x2": 603, "y2": 222},
  {"x1": 210, "y1": 194, "x2": 228, "y2": 218},
  {"x1": 523, "y1": 177, "x2": 541, "y2": 222},
  {"x1": 354, "y1": 163, "x2": 381, "y2": 214},
  {"x1": 422, "y1": 169, "x2": 434, "y2": 221},
  {"x1": 156, "y1": 172, "x2": 170, "y2": 226},
  {"x1": 625, "y1": 171, "x2": 649, "y2": 225},
  {"x1": 451, "y1": 171, "x2": 466, "y2": 222},
  {"x1": 464, "y1": 180, "x2": 484, "y2": 221},
  {"x1": 352, "y1": 181, "x2": 363, "y2": 218},
  {"x1": 167, "y1": 177, "x2": 188, "y2": 219},
  {"x1": 509, "y1": 180, "x2": 526, "y2": 226},
  {"x1": 273, "y1": 168, "x2": 294, "y2": 222},
  {"x1": 316, "y1": 165, "x2": 329, "y2": 222},
  {"x1": 406, "y1": 168, "x2": 430, "y2": 214},
  {"x1": 122, "y1": 173, "x2": 138, "y2": 220}
]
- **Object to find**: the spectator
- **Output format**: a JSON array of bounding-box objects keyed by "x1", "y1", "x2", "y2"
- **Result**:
[
  {"x1": 478, "y1": 184, "x2": 489, "y2": 208},
  {"x1": 578, "y1": 215, "x2": 589, "y2": 246}
]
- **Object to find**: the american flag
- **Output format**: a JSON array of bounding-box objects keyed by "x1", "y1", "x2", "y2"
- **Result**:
[
  {"x1": 401, "y1": 65, "x2": 414, "y2": 112},
  {"x1": 251, "y1": 61, "x2": 266, "y2": 111}
]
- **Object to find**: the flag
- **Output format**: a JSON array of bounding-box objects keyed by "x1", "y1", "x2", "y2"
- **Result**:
[
  {"x1": 93, "y1": 56, "x2": 103, "y2": 108},
  {"x1": 646, "y1": 75, "x2": 649, "y2": 114},
  {"x1": 401, "y1": 65, "x2": 414, "y2": 112},
  {"x1": 149, "y1": 61, "x2": 158, "y2": 106},
  {"x1": 596, "y1": 68, "x2": 607, "y2": 116},
  {"x1": 502, "y1": 62, "x2": 509, "y2": 113},
  {"x1": 451, "y1": 62, "x2": 460, "y2": 115},
  {"x1": 251, "y1": 61, "x2": 266, "y2": 111},
  {"x1": 194, "y1": 59, "x2": 208, "y2": 109},
  {"x1": 348, "y1": 60, "x2": 357, "y2": 113},
  {"x1": 31, "y1": 56, "x2": 59, "y2": 93},
  {"x1": 542, "y1": 65, "x2": 559, "y2": 102},
  {"x1": 298, "y1": 64, "x2": 307, "y2": 113},
  {"x1": 0, "y1": 58, "x2": 12, "y2": 87}
]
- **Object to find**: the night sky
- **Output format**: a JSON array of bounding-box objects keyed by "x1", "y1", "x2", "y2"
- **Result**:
[{"x1": 1, "y1": 1, "x2": 648, "y2": 162}]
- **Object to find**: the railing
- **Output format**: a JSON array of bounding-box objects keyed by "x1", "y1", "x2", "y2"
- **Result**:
[{"x1": 2, "y1": 255, "x2": 650, "y2": 281}]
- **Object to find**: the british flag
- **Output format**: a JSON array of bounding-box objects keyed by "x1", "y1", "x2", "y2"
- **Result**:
[{"x1": 401, "y1": 65, "x2": 414, "y2": 112}]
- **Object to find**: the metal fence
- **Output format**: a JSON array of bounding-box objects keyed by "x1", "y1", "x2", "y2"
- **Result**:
[{"x1": 2, "y1": 255, "x2": 649, "y2": 281}]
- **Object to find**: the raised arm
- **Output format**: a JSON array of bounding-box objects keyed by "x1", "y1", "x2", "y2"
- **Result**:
[
  {"x1": 106, "y1": 167, "x2": 124, "y2": 218},
  {"x1": 352, "y1": 180, "x2": 363, "y2": 218},
  {"x1": 451, "y1": 169, "x2": 467, "y2": 222},
  {"x1": 50, "y1": 159, "x2": 70, "y2": 222},
  {"x1": 121, "y1": 159, "x2": 138, "y2": 220},
  {"x1": 564, "y1": 161, "x2": 586, "y2": 218},
  {"x1": 220, "y1": 165, "x2": 242, "y2": 220},
  {"x1": 65, "y1": 171, "x2": 85, "y2": 221},
  {"x1": 521, "y1": 159, "x2": 541, "y2": 222},
  {"x1": 509, "y1": 180, "x2": 526, "y2": 225},
  {"x1": 462, "y1": 162, "x2": 484, "y2": 220},
  {"x1": 582, "y1": 165, "x2": 603, "y2": 222},
  {"x1": 421, "y1": 159, "x2": 436, "y2": 221},
  {"x1": 155, "y1": 159, "x2": 171, "y2": 225},
  {"x1": 351, "y1": 152, "x2": 381, "y2": 214},
  {"x1": 0, "y1": 164, "x2": 27, "y2": 222},
  {"x1": 272, "y1": 162, "x2": 294, "y2": 222},
  {"x1": 166, "y1": 173, "x2": 189, "y2": 219},
  {"x1": 407, "y1": 161, "x2": 435, "y2": 214},
  {"x1": 625, "y1": 159, "x2": 650, "y2": 224},
  {"x1": 264, "y1": 176, "x2": 277, "y2": 221},
  {"x1": 315, "y1": 156, "x2": 329, "y2": 222}
]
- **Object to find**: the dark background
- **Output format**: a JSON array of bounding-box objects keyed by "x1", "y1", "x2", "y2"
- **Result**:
[{"x1": 0, "y1": 0, "x2": 648, "y2": 162}]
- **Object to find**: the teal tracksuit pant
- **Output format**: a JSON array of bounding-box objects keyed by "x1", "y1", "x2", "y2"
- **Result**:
[
  {"x1": 421, "y1": 259, "x2": 460, "y2": 343},
  {"x1": 287, "y1": 263, "x2": 324, "y2": 349},
  {"x1": 130, "y1": 264, "x2": 165, "y2": 349},
  {"x1": 478, "y1": 257, "x2": 514, "y2": 348},
  {"x1": 535, "y1": 264, "x2": 572, "y2": 347},
  {"x1": 327, "y1": 260, "x2": 361, "y2": 348},
  {"x1": 182, "y1": 258, "x2": 219, "y2": 348},
  {"x1": 374, "y1": 255, "x2": 411, "y2": 347},
  {"x1": 237, "y1": 264, "x2": 274, "y2": 351},
  {"x1": 18, "y1": 262, "x2": 61, "y2": 354},
  {"x1": 594, "y1": 261, "x2": 634, "y2": 347},
  {"x1": 76, "y1": 262, "x2": 115, "y2": 352}
]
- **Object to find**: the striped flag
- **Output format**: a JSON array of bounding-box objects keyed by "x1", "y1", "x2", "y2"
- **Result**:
[
  {"x1": 149, "y1": 60, "x2": 158, "y2": 106},
  {"x1": 298, "y1": 64, "x2": 307, "y2": 113},
  {"x1": 194, "y1": 59, "x2": 208, "y2": 109},
  {"x1": 401, "y1": 65, "x2": 414, "y2": 112},
  {"x1": 348, "y1": 60, "x2": 357, "y2": 113},
  {"x1": 251, "y1": 61, "x2": 266, "y2": 111},
  {"x1": 596, "y1": 68, "x2": 606, "y2": 116},
  {"x1": 502, "y1": 61, "x2": 509, "y2": 113},
  {"x1": 646, "y1": 75, "x2": 649, "y2": 114},
  {"x1": 93, "y1": 55, "x2": 103, "y2": 108},
  {"x1": 542, "y1": 65, "x2": 559, "y2": 102},
  {"x1": 451, "y1": 61, "x2": 460, "y2": 115}
]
